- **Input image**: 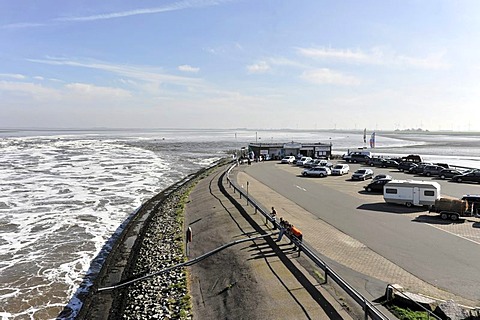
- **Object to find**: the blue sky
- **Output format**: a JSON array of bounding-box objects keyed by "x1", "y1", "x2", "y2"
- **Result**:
[{"x1": 1, "y1": 0, "x2": 479, "y2": 131}]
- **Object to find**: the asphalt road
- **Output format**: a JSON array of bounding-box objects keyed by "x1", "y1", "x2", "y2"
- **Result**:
[{"x1": 243, "y1": 161, "x2": 480, "y2": 302}]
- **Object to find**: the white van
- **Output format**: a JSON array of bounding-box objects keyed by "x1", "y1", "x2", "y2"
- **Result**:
[
  {"x1": 331, "y1": 164, "x2": 350, "y2": 175},
  {"x1": 383, "y1": 180, "x2": 441, "y2": 207}
]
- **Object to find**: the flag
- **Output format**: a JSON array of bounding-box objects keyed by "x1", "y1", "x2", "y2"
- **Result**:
[
  {"x1": 363, "y1": 128, "x2": 367, "y2": 144},
  {"x1": 369, "y1": 131, "x2": 376, "y2": 148}
]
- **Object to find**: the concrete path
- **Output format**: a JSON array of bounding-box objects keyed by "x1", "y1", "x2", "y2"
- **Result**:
[{"x1": 185, "y1": 165, "x2": 355, "y2": 319}]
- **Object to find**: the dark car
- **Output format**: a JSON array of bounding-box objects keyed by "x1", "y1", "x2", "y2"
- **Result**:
[
  {"x1": 380, "y1": 159, "x2": 399, "y2": 168},
  {"x1": 408, "y1": 162, "x2": 432, "y2": 174},
  {"x1": 398, "y1": 161, "x2": 417, "y2": 172},
  {"x1": 351, "y1": 168, "x2": 374, "y2": 180},
  {"x1": 401, "y1": 154, "x2": 422, "y2": 163},
  {"x1": 364, "y1": 178, "x2": 392, "y2": 192},
  {"x1": 438, "y1": 169, "x2": 464, "y2": 180},
  {"x1": 422, "y1": 165, "x2": 445, "y2": 177},
  {"x1": 451, "y1": 171, "x2": 480, "y2": 183},
  {"x1": 373, "y1": 174, "x2": 392, "y2": 181},
  {"x1": 365, "y1": 157, "x2": 384, "y2": 167},
  {"x1": 346, "y1": 154, "x2": 371, "y2": 163},
  {"x1": 461, "y1": 194, "x2": 480, "y2": 214}
]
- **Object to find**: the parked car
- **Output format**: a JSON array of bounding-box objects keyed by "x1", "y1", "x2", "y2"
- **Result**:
[
  {"x1": 461, "y1": 194, "x2": 480, "y2": 214},
  {"x1": 281, "y1": 156, "x2": 295, "y2": 164},
  {"x1": 343, "y1": 151, "x2": 371, "y2": 162},
  {"x1": 407, "y1": 162, "x2": 432, "y2": 174},
  {"x1": 373, "y1": 174, "x2": 392, "y2": 181},
  {"x1": 364, "y1": 178, "x2": 392, "y2": 192},
  {"x1": 434, "y1": 163, "x2": 450, "y2": 169},
  {"x1": 451, "y1": 171, "x2": 480, "y2": 183},
  {"x1": 302, "y1": 166, "x2": 331, "y2": 177},
  {"x1": 302, "y1": 159, "x2": 316, "y2": 168},
  {"x1": 351, "y1": 168, "x2": 374, "y2": 181},
  {"x1": 331, "y1": 164, "x2": 350, "y2": 175},
  {"x1": 397, "y1": 161, "x2": 417, "y2": 172},
  {"x1": 380, "y1": 159, "x2": 399, "y2": 168},
  {"x1": 401, "y1": 154, "x2": 422, "y2": 163},
  {"x1": 346, "y1": 154, "x2": 371, "y2": 163},
  {"x1": 438, "y1": 169, "x2": 464, "y2": 180},
  {"x1": 296, "y1": 156, "x2": 313, "y2": 166},
  {"x1": 366, "y1": 157, "x2": 385, "y2": 167},
  {"x1": 422, "y1": 165, "x2": 445, "y2": 177}
]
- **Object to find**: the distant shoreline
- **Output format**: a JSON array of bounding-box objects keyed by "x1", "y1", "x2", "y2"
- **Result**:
[{"x1": 1, "y1": 127, "x2": 480, "y2": 135}]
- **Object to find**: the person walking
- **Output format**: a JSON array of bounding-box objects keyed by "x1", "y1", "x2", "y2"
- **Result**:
[
  {"x1": 270, "y1": 207, "x2": 277, "y2": 229},
  {"x1": 276, "y1": 218, "x2": 286, "y2": 241}
]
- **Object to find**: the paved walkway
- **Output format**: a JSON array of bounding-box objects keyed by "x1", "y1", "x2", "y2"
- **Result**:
[
  {"x1": 235, "y1": 169, "x2": 478, "y2": 307},
  {"x1": 185, "y1": 165, "x2": 355, "y2": 319}
]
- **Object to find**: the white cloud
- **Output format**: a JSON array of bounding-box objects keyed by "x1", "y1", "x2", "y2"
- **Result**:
[
  {"x1": 247, "y1": 61, "x2": 270, "y2": 74},
  {"x1": 0, "y1": 80, "x2": 60, "y2": 99},
  {"x1": 54, "y1": 0, "x2": 235, "y2": 22},
  {"x1": 1, "y1": 22, "x2": 46, "y2": 29},
  {"x1": 28, "y1": 57, "x2": 203, "y2": 88},
  {"x1": 178, "y1": 65, "x2": 200, "y2": 73},
  {"x1": 298, "y1": 47, "x2": 369, "y2": 62},
  {"x1": 65, "y1": 83, "x2": 132, "y2": 98},
  {"x1": 2, "y1": 0, "x2": 236, "y2": 29},
  {"x1": 297, "y1": 46, "x2": 448, "y2": 70},
  {"x1": 301, "y1": 68, "x2": 361, "y2": 86},
  {"x1": 0, "y1": 73, "x2": 26, "y2": 80}
]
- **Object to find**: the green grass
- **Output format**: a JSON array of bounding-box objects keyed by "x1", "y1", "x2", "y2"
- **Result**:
[{"x1": 388, "y1": 305, "x2": 432, "y2": 320}]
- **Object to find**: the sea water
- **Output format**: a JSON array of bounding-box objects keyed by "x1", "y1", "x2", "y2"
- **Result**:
[{"x1": 0, "y1": 128, "x2": 479, "y2": 319}]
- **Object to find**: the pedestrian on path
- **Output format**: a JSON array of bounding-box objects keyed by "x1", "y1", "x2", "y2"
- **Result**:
[
  {"x1": 276, "y1": 218, "x2": 289, "y2": 242},
  {"x1": 270, "y1": 207, "x2": 277, "y2": 229},
  {"x1": 289, "y1": 225, "x2": 303, "y2": 252}
]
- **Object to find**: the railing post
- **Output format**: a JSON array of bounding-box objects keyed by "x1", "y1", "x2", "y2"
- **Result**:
[{"x1": 364, "y1": 300, "x2": 369, "y2": 320}]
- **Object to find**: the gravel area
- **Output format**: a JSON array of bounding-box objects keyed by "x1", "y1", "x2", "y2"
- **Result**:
[{"x1": 116, "y1": 190, "x2": 191, "y2": 319}]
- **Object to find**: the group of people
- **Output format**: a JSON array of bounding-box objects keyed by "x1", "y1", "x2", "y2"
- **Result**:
[{"x1": 269, "y1": 207, "x2": 303, "y2": 249}]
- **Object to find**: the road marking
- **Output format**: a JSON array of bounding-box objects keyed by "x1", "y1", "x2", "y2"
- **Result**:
[
  {"x1": 426, "y1": 224, "x2": 480, "y2": 246},
  {"x1": 295, "y1": 185, "x2": 307, "y2": 192}
]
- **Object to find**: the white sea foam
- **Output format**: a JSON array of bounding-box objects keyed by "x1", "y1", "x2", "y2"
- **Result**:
[{"x1": 0, "y1": 133, "x2": 225, "y2": 319}]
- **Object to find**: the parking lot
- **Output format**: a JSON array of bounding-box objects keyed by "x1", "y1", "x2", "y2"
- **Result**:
[
  {"x1": 273, "y1": 160, "x2": 480, "y2": 246},
  {"x1": 239, "y1": 160, "x2": 480, "y2": 302}
]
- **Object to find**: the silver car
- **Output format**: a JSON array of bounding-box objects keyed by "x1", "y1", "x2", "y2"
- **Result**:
[{"x1": 302, "y1": 166, "x2": 331, "y2": 177}]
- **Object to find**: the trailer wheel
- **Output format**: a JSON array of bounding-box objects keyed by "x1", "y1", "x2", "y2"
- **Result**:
[
  {"x1": 406, "y1": 202, "x2": 413, "y2": 208},
  {"x1": 440, "y1": 212, "x2": 449, "y2": 220},
  {"x1": 450, "y1": 214, "x2": 459, "y2": 221}
]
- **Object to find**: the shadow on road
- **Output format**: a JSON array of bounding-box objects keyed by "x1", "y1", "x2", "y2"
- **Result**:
[
  {"x1": 412, "y1": 214, "x2": 465, "y2": 225},
  {"x1": 356, "y1": 202, "x2": 427, "y2": 214}
]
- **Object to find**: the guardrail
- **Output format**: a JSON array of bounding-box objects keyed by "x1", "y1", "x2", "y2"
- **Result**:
[{"x1": 225, "y1": 162, "x2": 390, "y2": 320}]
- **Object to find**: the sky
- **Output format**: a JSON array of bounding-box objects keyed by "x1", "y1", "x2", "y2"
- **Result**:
[{"x1": 1, "y1": 0, "x2": 480, "y2": 131}]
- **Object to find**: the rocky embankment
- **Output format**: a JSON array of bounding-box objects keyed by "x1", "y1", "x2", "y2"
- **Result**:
[{"x1": 71, "y1": 163, "x2": 222, "y2": 319}]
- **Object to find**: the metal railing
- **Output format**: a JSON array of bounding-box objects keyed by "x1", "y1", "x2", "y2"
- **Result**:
[{"x1": 225, "y1": 162, "x2": 390, "y2": 320}]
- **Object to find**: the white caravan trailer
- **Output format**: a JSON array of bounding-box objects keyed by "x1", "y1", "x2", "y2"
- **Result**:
[{"x1": 383, "y1": 180, "x2": 441, "y2": 207}]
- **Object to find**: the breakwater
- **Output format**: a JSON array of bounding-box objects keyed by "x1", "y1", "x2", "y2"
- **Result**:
[{"x1": 61, "y1": 160, "x2": 226, "y2": 319}]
